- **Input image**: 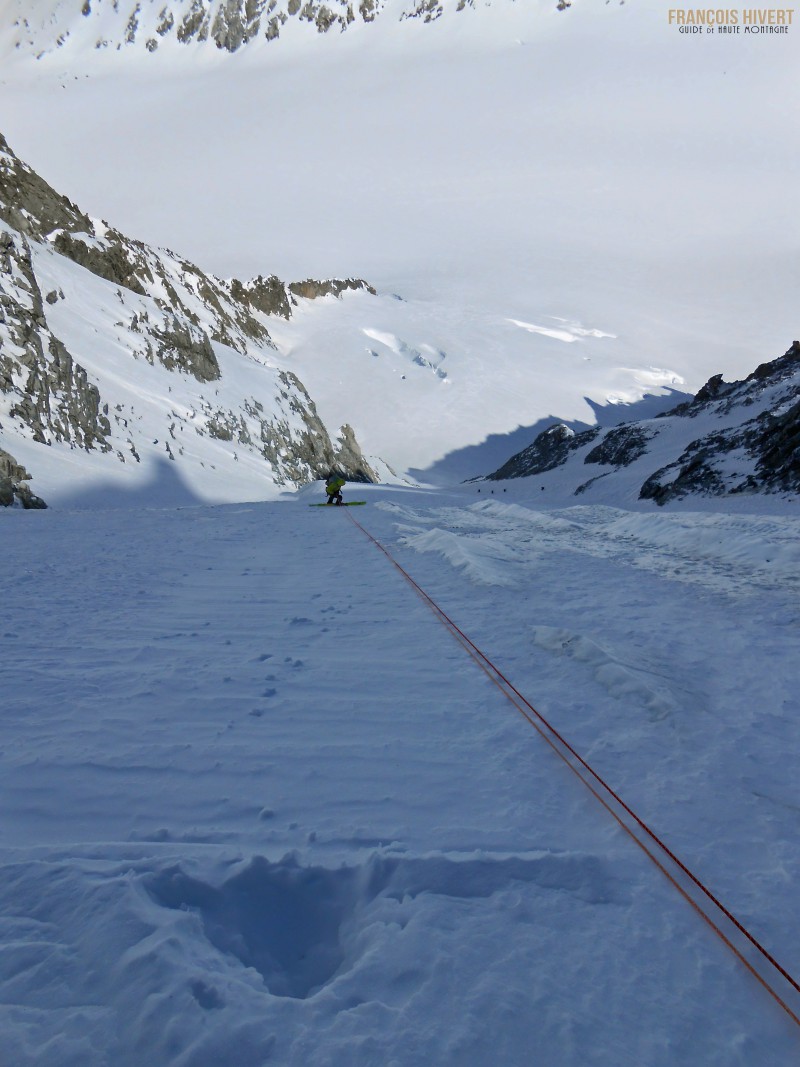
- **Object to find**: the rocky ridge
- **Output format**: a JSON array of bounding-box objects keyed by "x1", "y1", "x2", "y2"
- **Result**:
[
  {"x1": 0, "y1": 131, "x2": 379, "y2": 505},
  {"x1": 485, "y1": 342, "x2": 800, "y2": 505},
  {"x1": 4, "y1": 0, "x2": 575, "y2": 58}
]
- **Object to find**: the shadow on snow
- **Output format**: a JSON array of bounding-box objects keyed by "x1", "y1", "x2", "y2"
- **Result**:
[
  {"x1": 409, "y1": 389, "x2": 693, "y2": 485},
  {"x1": 54, "y1": 456, "x2": 210, "y2": 511}
]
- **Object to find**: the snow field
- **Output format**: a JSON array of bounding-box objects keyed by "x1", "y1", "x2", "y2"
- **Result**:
[{"x1": 2, "y1": 486, "x2": 800, "y2": 1064}]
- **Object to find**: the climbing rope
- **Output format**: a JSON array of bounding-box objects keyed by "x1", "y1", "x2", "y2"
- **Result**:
[{"x1": 347, "y1": 510, "x2": 800, "y2": 1031}]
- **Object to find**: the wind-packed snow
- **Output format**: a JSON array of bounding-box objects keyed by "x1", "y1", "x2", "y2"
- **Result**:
[{"x1": 2, "y1": 486, "x2": 800, "y2": 1064}]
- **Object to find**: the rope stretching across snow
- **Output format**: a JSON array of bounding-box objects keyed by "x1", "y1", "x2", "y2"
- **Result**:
[{"x1": 347, "y1": 510, "x2": 800, "y2": 1032}]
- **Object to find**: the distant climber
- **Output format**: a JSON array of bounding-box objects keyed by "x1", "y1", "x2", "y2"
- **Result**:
[{"x1": 325, "y1": 472, "x2": 345, "y2": 505}]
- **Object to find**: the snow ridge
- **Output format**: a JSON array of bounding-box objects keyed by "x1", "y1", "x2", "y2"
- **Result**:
[
  {"x1": 1, "y1": 0, "x2": 574, "y2": 60},
  {"x1": 485, "y1": 342, "x2": 800, "y2": 507}
]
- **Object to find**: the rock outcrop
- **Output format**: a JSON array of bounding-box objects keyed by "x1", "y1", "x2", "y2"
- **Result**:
[
  {"x1": 288, "y1": 278, "x2": 377, "y2": 302},
  {"x1": 0, "y1": 133, "x2": 92, "y2": 241},
  {"x1": 200, "y1": 372, "x2": 378, "y2": 486},
  {"x1": 489, "y1": 422, "x2": 597, "y2": 481},
  {"x1": 0, "y1": 447, "x2": 47, "y2": 507},
  {"x1": 583, "y1": 424, "x2": 654, "y2": 470},
  {"x1": 0, "y1": 228, "x2": 112, "y2": 451}
]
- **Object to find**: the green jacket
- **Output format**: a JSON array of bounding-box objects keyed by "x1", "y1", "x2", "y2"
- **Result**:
[{"x1": 326, "y1": 476, "x2": 345, "y2": 494}]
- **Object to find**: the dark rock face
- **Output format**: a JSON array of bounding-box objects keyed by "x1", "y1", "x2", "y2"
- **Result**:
[
  {"x1": 693, "y1": 373, "x2": 734, "y2": 405},
  {"x1": 288, "y1": 278, "x2": 377, "y2": 301},
  {"x1": 333, "y1": 423, "x2": 377, "y2": 482},
  {"x1": 272, "y1": 371, "x2": 378, "y2": 485},
  {"x1": 0, "y1": 132, "x2": 92, "y2": 242},
  {"x1": 401, "y1": 0, "x2": 444, "y2": 23},
  {"x1": 211, "y1": 0, "x2": 268, "y2": 49},
  {"x1": 584, "y1": 424, "x2": 654, "y2": 468},
  {"x1": 177, "y1": 0, "x2": 211, "y2": 42},
  {"x1": 663, "y1": 372, "x2": 735, "y2": 418},
  {"x1": 488, "y1": 422, "x2": 598, "y2": 481},
  {"x1": 753, "y1": 397, "x2": 800, "y2": 492},
  {"x1": 224, "y1": 373, "x2": 379, "y2": 486},
  {"x1": 1, "y1": 229, "x2": 112, "y2": 451},
  {"x1": 12, "y1": 333, "x2": 112, "y2": 450},
  {"x1": 149, "y1": 317, "x2": 220, "y2": 382},
  {"x1": 231, "y1": 275, "x2": 293, "y2": 320},
  {"x1": 639, "y1": 450, "x2": 727, "y2": 505},
  {"x1": 0, "y1": 447, "x2": 47, "y2": 508},
  {"x1": 53, "y1": 233, "x2": 149, "y2": 296}
]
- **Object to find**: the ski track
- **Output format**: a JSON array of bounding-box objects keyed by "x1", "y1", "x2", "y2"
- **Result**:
[{"x1": 1, "y1": 490, "x2": 799, "y2": 1065}]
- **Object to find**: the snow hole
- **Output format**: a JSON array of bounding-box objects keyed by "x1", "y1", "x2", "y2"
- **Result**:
[{"x1": 147, "y1": 856, "x2": 359, "y2": 999}]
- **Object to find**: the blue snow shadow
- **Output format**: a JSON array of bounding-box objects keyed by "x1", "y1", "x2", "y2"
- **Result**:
[
  {"x1": 410, "y1": 390, "x2": 693, "y2": 485},
  {"x1": 149, "y1": 856, "x2": 359, "y2": 1000},
  {"x1": 55, "y1": 457, "x2": 209, "y2": 510}
]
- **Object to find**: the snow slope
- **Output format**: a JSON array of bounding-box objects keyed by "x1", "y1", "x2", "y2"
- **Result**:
[
  {"x1": 2, "y1": 2, "x2": 798, "y2": 1061},
  {"x1": 2, "y1": 486, "x2": 800, "y2": 1064},
  {"x1": 1, "y1": 0, "x2": 796, "y2": 490}
]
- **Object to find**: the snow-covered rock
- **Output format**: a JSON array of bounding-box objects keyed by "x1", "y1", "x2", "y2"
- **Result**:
[
  {"x1": 1, "y1": 0, "x2": 573, "y2": 58},
  {"x1": 485, "y1": 342, "x2": 800, "y2": 506}
]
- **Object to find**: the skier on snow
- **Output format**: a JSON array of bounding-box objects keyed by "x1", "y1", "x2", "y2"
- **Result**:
[{"x1": 325, "y1": 472, "x2": 346, "y2": 505}]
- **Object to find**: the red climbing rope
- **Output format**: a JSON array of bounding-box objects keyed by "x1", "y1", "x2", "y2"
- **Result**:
[{"x1": 347, "y1": 509, "x2": 800, "y2": 1031}]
